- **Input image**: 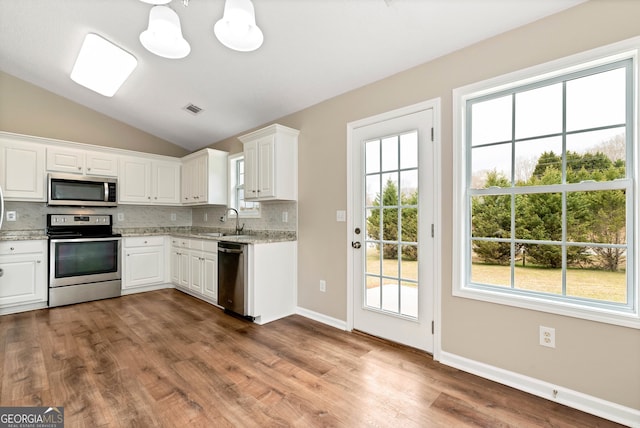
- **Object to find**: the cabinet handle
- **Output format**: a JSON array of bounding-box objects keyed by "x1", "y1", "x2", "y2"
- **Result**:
[
  {"x1": 10, "y1": 247, "x2": 14, "y2": 251},
  {"x1": 78, "y1": 166, "x2": 82, "y2": 170},
  {"x1": 87, "y1": 167, "x2": 91, "y2": 171},
  {"x1": 37, "y1": 260, "x2": 41, "y2": 263}
]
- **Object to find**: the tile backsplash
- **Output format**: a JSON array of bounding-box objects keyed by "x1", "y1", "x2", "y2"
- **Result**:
[
  {"x1": 1, "y1": 201, "x2": 296, "y2": 232},
  {"x1": 191, "y1": 201, "x2": 297, "y2": 232}
]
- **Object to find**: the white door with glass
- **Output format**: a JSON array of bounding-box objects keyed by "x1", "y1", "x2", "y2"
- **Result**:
[{"x1": 351, "y1": 107, "x2": 435, "y2": 352}]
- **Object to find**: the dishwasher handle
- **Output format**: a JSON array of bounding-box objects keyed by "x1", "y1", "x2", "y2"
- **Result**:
[{"x1": 218, "y1": 247, "x2": 244, "y2": 254}]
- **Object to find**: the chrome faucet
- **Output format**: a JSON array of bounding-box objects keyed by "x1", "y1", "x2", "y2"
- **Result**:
[{"x1": 225, "y1": 207, "x2": 245, "y2": 234}]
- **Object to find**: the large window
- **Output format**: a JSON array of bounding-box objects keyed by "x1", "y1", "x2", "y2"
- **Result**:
[
  {"x1": 228, "y1": 153, "x2": 260, "y2": 217},
  {"x1": 454, "y1": 44, "x2": 638, "y2": 327}
]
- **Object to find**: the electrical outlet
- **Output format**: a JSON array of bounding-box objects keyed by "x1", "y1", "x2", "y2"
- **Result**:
[
  {"x1": 319, "y1": 280, "x2": 326, "y2": 292},
  {"x1": 282, "y1": 211, "x2": 288, "y2": 223},
  {"x1": 6, "y1": 211, "x2": 16, "y2": 221},
  {"x1": 539, "y1": 326, "x2": 555, "y2": 348},
  {"x1": 336, "y1": 210, "x2": 346, "y2": 222},
  {"x1": 117, "y1": 212, "x2": 124, "y2": 222},
  {"x1": 171, "y1": 213, "x2": 177, "y2": 221}
]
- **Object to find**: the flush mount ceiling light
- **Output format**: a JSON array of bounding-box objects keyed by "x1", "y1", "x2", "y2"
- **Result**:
[
  {"x1": 70, "y1": 33, "x2": 138, "y2": 97},
  {"x1": 140, "y1": 5, "x2": 191, "y2": 59},
  {"x1": 214, "y1": 0, "x2": 263, "y2": 52}
]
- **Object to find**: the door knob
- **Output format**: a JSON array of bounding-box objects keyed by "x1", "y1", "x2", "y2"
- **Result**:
[{"x1": 351, "y1": 241, "x2": 361, "y2": 249}]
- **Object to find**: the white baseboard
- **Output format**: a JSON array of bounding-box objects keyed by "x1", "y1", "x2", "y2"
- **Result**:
[
  {"x1": 121, "y1": 283, "x2": 173, "y2": 295},
  {"x1": 440, "y1": 351, "x2": 640, "y2": 427},
  {"x1": 0, "y1": 301, "x2": 47, "y2": 316},
  {"x1": 296, "y1": 306, "x2": 348, "y2": 331}
]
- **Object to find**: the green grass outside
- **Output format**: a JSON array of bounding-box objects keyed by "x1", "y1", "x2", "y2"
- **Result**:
[{"x1": 366, "y1": 247, "x2": 627, "y2": 303}]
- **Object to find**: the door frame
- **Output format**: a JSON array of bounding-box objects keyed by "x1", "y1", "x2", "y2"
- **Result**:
[{"x1": 346, "y1": 98, "x2": 442, "y2": 361}]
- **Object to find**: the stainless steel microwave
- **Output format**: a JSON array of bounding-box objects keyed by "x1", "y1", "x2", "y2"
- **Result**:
[{"x1": 48, "y1": 173, "x2": 118, "y2": 207}]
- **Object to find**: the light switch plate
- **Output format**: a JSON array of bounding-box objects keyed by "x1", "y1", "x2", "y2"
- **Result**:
[{"x1": 336, "y1": 210, "x2": 346, "y2": 222}]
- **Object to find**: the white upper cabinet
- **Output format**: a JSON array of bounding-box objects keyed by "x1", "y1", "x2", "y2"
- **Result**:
[
  {"x1": 181, "y1": 148, "x2": 228, "y2": 205},
  {"x1": 0, "y1": 135, "x2": 46, "y2": 201},
  {"x1": 119, "y1": 155, "x2": 181, "y2": 205},
  {"x1": 239, "y1": 124, "x2": 299, "y2": 201},
  {"x1": 46, "y1": 147, "x2": 118, "y2": 177}
]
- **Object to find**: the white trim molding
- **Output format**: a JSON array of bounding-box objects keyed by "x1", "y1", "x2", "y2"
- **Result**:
[
  {"x1": 440, "y1": 351, "x2": 640, "y2": 427},
  {"x1": 296, "y1": 306, "x2": 348, "y2": 331}
]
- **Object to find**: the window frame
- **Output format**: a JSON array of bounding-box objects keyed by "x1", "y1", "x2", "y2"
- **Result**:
[
  {"x1": 453, "y1": 39, "x2": 640, "y2": 328},
  {"x1": 228, "y1": 153, "x2": 260, "y2": 218}
]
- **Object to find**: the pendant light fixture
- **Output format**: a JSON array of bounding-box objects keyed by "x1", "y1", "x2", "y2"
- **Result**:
[
  {"x1": 139, "y1": 5, "x2": 191, "y2": 59},
  {"x1": 214, "y1": 0, "x2": 263, "y2": 52}
]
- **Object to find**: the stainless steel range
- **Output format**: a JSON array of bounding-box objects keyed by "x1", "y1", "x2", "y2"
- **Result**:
[{"x1": 47, "y1": 214, "x2": 122, "y2": 307}]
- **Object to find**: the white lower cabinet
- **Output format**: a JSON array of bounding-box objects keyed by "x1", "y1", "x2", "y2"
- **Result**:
[
  {"x1": 170, "y1": 237, "x2": 217, "y2": 303},
  {"x1": 0, "y1": 240, "x2": 48, "y2": 314},
  {"x1": 247, "y1": 241, "x2": 297, "y2": 325},
  {"x1": 123, "y1": 236, "x2": 168, "y2": 292}
]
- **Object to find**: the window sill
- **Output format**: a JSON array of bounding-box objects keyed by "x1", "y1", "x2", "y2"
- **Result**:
[{"x1": 453, "y1": 284, "x2": 640, "y2": 329}]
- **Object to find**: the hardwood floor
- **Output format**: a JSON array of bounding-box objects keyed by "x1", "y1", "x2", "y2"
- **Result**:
[{"x1": 0, "y1": 289, "x2": 624, "y2": 427}]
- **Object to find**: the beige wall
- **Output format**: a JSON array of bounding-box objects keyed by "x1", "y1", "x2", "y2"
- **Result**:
[
  {"x1": 1, "y1": 0, "x2": 637, "y2": 414},
  {"x1": 212, "y1": 0, "x2": 640, "y2": 411},
  {"x1": 0, "y1": 71, "x2": 187, "y2": 157}
]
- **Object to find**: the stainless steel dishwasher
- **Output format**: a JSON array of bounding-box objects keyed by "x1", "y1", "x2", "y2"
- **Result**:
[{"x1": 218, "y1": 241, "x2": 251, "y2": 319}]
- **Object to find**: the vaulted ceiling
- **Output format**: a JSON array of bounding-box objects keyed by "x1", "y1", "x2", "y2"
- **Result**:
[{"x1": 0, "y1": 0, "x2": 584, "y2": 151}]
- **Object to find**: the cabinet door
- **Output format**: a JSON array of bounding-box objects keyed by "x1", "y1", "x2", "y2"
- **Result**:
[
  {"x1": 170, "y1": 247, "x2": 181, "y2": 285},
  {"x1": 0, "y1": 253, "x2": 46, "y2": 307},
  {"x1": 243, "y1": 140, "x2": 259, "y2": 199},
  {"x1": 124, "y1": 246, "x2": 164, "y2": 289},
  {"x1": 119, "y1": 156, "x2": 152, "y2": 203},
  {"x1": 257, "y1": 136, "x2": 275, "y2": 198},
  {"x1": 152, "y1": 161, "x2": 181, "y2": 204},
  {"x1": 193, "y1": 155, "x2": 208, "y2": 202},
  {"x1": 0, "y1": 142, "x2": 46, "y2": 200},
  {"x1": 202, "y1": 251, "x2": 217, "y2": 300},
  {"x1": 86, "y1": 152, "x2": 118, "y2": 177},
  {"x1": 181, "y1": 157, "x2": 196, "y2": 204},
  {"x1": 189, "y1": 251, "x2": 204, "y2": 293},
  {"x1": 46, "y1": 147, "x2": 84, "y2": 174},
  {"x1": 178, "y1": 251, "x2": 190, "y2": 288}
]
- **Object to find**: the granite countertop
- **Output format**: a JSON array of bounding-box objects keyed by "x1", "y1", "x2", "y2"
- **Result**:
[
  {"x1": 0, "y1": 227, "x2": 296, "y2": 244},
  {"x1": 116, "y1": 227, "x2": 296, "y2": 244},
  {"x1": 0, "y1": 230, "x2": 48, "y2": 241}
]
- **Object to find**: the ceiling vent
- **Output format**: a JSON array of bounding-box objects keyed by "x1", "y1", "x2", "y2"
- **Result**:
[{"x1": 183, "y1": 103, "x2": 203, "y2": 115}]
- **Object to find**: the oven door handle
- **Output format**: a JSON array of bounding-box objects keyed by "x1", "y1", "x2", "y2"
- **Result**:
[{"x1": 50, "y1": 236, "x2": 122, "y2": 244}]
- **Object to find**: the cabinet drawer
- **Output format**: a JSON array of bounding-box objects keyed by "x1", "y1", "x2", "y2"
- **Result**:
[
  {"x1": 189, "y1": 239, "x2": 204, "y2": 251},
  {"x1": 0, "y1": 240, "x2": 46, "y2": 255},
  {"x1": 202, "y1": 240, "x2": 218, "y2": 253},
  {"x1": 125, "y1": 236, "x2": 165, "y2": 248},
  {"x1": 170, "y1": 237, "x2": 189, "y2": 248}
]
